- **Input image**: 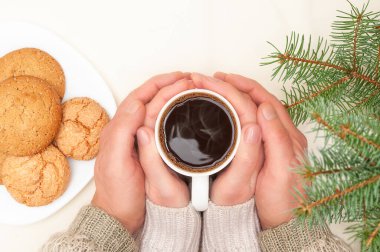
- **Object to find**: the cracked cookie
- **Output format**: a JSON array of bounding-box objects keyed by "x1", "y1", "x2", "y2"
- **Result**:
[
  {"x1": 0, "y1": 152, "x2": 6, "y2": 184},
  {"x1": 0, "y1": 76, "x2": 62, "y2": 156},
  {"x1": 0, "y1": 48, "x2": 65, "y2": 98},
  {"x1": 2, "y1": 145, "x2": 70, "y2": 206},
  {"x1": 55, "y1": 97, "x2": 109, "y2": 160}
]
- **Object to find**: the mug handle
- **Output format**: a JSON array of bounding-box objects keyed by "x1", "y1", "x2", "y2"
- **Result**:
[{"x1": 191, "y1": 176, "x2": 209, "y2": 211}]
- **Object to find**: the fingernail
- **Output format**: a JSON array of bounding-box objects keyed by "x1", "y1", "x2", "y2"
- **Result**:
[
  {"x1": 244, "y1": 125, "x2": 260, "y2": 144},
  {"x1": 126, "y1": 101, "x2": 141, "y2": 114},
  {"x1": 262, "y1": 104, "x2": 277, "y2": 121},
  {"x1": 137, "y1": 128, "x2": 150, "y2": 145}
]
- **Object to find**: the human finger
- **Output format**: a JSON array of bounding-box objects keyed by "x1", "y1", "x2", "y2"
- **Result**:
[
  {"x1": 257, "y1": 102, "x2": 295, "y2": 172},
  {"x1": 215, "y1": 72, "x2": 306, "y2": 147},
  {"x1": 145, "y1": 79, "x2": 194, "y2": 128},
  {"x1": 191, "y1": 73, "x2": 257, "y2": 124}
]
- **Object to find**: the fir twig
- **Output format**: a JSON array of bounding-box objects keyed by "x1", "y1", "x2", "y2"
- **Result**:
[
  {"x1": 367, "y1": 222, "x2": 380, "y2": 247},
  {"x1": 352, "y1": 13, "x2": 363, "y2": 70},
  {"x1": 303, "y1": 167, "x2": 353, "y2": 180},
  {"x1": 263, "y1": 3, "x2": 380, "y2": 249},
  {"x1": 278, "y1": 53, "x2": 348, "y2": 72},
  {"x1": 351, "y1": 71, "x2": 380, "y2": 88},
  {"x1": 340, "y1": 124, "x2": 380, "y2": 150},
  {"x1": 285, "y1": 76, "x2": 350, "y2": 109},
  {"x1": 298, "y1": 173, "x2": 380, "y2": 214}
]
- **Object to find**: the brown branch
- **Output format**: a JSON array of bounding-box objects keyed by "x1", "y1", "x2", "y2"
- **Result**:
[
  {"x1": 312, "y1": 113, "x2": 337, "y2": 134},
  {"x1": 351, "y1": 71, "x2": 380, "y2": 88},
  {"x1": 352, "y1": 14, "x2": 362, "y2": 70},
  {"x1": 278, "y1": 53, "x2": 348, "y2": 72},
  {"x1": 340, "y1": 125, "x2": 380, "y2": 150},
  {"x1": 370, "y1": 113, "x2": 380, "y2": 121},
  {"x1": 376, "y1": 46, "x2": 380, "y2": 80},
  {"x1": 304, "y1": 167, "x2": 353, "y2": 179},
  {"x1": 312, "y1": 113, "x2": 378, "y2": 166},
  {"x1": 300, "y1": 173, "x2": 380, "y2": 214},
  {"x1": 285, "y1": 76, "x2": 351, "y2": 109},
  {"x1": 353, "y1": 89, "x2": 380, "y2": 107},
  {"x1": 363, "y1": 198, "x2": 367, "y2": 224},
  {"x1": 367, "y1": 222, "x2": 380, "y2": 247}
]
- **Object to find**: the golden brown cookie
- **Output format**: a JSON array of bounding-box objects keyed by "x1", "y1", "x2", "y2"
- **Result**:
[
  {"x1": 55, "y1": 97, "x2": 109, "y2": 160},
  {"x1": 0, "y1": 152, "x2": 6, "y2": 185},
  {"x1": 0, "y1": 48, "x2": 65, "y2": 98},
  {"x1": 0, "y1": 76, "x2": 62, "y2": 156},
  {"x1": 2, "y1": 145, "x2": 70, "y2": 207}
]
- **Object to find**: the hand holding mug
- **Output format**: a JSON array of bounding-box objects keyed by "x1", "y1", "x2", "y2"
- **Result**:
[
  {"x1": 137, "y1": 74, "x2": 194, "y2": 208},
  {"x1": 92, "y1": 72, "x2": 189, "y2": 233},
  {"x1": 214, "y1": 73, "x2": 307, "y2": 229},
  {"x1": 191, "y1": 73, "x2": 264, "y2": 206}
]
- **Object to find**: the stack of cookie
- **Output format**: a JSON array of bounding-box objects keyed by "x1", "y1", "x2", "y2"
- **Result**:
[{"x1": 0, "y1": 48, "x2": 109, "y2": 207}]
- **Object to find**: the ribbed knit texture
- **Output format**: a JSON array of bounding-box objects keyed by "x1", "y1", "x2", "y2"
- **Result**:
[
  {"x1": 41, "y1": 205, "x2": 137, "y2": 252},
  {"x1": 139, "y1": 200, "x2": 202, "y2": 252},
  {"x1": 41, "y1": 201, "x2": 352, "y2": 252},
  {"x1": 202, "y1": 199, "x2": 261, "y2": 252},
  {"x1": 259, "y1": 219, "x2": 352, "y2": 252}
]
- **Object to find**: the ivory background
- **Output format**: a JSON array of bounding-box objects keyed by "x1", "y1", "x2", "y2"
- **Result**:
[{"x1": 1, "y1": 0, "x2": 379, "y2": 250}]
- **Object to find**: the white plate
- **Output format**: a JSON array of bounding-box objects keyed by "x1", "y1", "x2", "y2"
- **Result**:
[{"x1": 0, "y1": 22, "x2": 117, "y2": 226}]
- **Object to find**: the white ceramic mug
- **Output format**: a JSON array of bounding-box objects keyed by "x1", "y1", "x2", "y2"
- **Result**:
[{"x1": 155, "y1": 89, "x2": 241, "y2": 211}]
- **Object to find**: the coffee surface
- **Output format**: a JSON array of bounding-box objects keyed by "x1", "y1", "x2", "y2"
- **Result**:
[{"x1": 162, "y1": 96, "x2": 234, "y2": 169}]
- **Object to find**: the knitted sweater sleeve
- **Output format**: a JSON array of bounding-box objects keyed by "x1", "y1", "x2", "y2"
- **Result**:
[
  {"x1": 259, "y1": 219, "x2": 352, "y2": 252},
  {"x1": 139, "y1": 199, "x2": 202, "y2": 252},
  {"x1": 202, "y1": 198, "x2": 352, "y2": 252},
  {"x1": 41, "y1": 205, "x2": 137, "y2": 252},
  {"x1": 202, "y1": 198, "x2": 261, "y2": 251}
]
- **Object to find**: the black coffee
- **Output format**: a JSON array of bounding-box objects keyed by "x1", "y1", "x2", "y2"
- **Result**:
[{"x1": 159, "y1": 93, "x2": 236, "y2": 172}]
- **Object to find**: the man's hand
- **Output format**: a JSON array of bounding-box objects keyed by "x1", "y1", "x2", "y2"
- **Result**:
[
  {"x1": 214, "y1": 72, "x2": 307, "y2": 229},
  {"x1": 92, "y1": 72, "x2": 189, "y2": 233},
  {"x1": 192, "y1": 73, "x2": 263, "y2": 206},
  {"x1": 137, "y1": 77, "x2": 194, "y2": 208}
]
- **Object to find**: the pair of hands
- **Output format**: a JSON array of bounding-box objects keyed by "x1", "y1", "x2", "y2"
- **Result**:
[{"x1": 91, "y1": 72, "x2": 307, "y2": 233}]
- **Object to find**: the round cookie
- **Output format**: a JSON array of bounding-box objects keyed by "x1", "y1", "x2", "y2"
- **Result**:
[
  {"x1": 0, "y1": 76, "x2": 62, "y2": 156},
  {"x1": 0, "y1": 152, "x2": 6, "y2": 185},
  {"x1": 2, "y1": 145, "x2": 70, "y2": 207},
  {"x1": 55, "y1": 97, "x2": 109, "y2": 160},
  {"x1": 0, "y1": 48, "x2": 65, "y2": 98}
]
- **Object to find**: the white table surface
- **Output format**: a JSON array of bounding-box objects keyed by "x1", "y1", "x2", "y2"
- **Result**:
[{"x1": 1, "y1": 0, "x2": 378, "y2": 251}]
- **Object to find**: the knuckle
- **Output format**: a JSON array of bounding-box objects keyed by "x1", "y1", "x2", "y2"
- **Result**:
[{"x1": 274, "y1": 129, "x2": 290, "y2": 142}]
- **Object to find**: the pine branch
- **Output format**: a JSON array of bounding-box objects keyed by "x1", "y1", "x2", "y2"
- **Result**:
[
  {"x1": 303, "y1": 166, "x2": 353, "y2": 180},
  {"x1": 353, "y1": 89, "x2": 379, "y2": 108},
  {"x1": 298, "y1": 173, "x2": 380, "y2": 215},
  {"x1": 263, "y1": 3, "x2": 380, "y2": 250},
  {"x1": 278, "y1": 53, "x2": 347, "y2": 72},
  {"x1": 340, "y1": 124, "x2": 380, "y2": 150},
  {"x1": 367, "y1": 222, "x2": 380, "y2": 247},
  {"x1": 376, "y1": 44, "x2": 380, "y2": 79},
  {"x1": 352, "y1": 13, "x2": 363, "y2": 70},
  {"x1": 285, "y1": 76, "x2": 350, "y2": 109}
]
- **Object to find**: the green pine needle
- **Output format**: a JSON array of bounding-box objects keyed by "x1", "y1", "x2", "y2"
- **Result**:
[{"x1": 263, "y1": 1, "x2": 380, "y2": 250}]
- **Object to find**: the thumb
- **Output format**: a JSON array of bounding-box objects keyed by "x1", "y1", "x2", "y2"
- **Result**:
[
  {"x1": 224, "y1": 123, "x2": 262, "y2": 180},
  {"x1": 136, "y1": 126, "x2": 174, "y2": 183},
  {"x1": 257, "y1": 102, "x2": 294, "y2": 170},
  {"x1": 103, "y1": 99, "x2": 145, "y2": 156}
]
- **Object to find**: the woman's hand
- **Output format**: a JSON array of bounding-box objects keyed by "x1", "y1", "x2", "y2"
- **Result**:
[
  {"x1": 137, "y1": 75, "x2": 194, "y2": 208},
  {"x1": 191, "y1": 73, "x2": 263, "y2": 206},
  {"x1": 214, "y1": 72, "x2": 307, "y2": 229},
  {"x1": 92, "y1": 72, "x2": 189, "y2": 233}
]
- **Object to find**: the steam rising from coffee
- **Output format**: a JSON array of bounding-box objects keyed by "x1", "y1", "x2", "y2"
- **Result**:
[{"x1": 163, "y1": 96, "x2": 234, "y2": 169}]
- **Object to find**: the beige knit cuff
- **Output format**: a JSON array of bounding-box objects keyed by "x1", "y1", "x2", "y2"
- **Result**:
[
  {"x1": 202, "y1": 198, "x2": 261, "y2": 252},
  {"x1": 259, "y1": 219, "x2": 352, "y2": 252},
  {"x1": 139, "y1": 200, "x2": 202, "y2": 252},
  {"x1": 69, "y1": 205, "x2": 137, "y2": 252}
]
